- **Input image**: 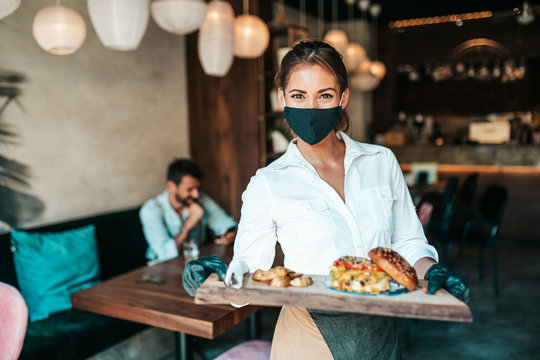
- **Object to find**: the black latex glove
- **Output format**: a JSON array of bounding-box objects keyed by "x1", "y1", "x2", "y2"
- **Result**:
[
  {"x1": 182, "y1": 255, "x2": 228, "y2": 296},
  {"x1": 425, "y1": 263, "x2": 470, "y2": 303}
]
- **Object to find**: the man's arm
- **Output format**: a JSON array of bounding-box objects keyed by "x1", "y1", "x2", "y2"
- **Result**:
[
  {"x1": 173, "y1": 202, "x2": 205, "y2": 245},
  {"x1": 139, "y1": 203, "x2": 178, "y2": 261},
  {"x1": 200, "y1": 194, "x2": 237, "y2": 245}
]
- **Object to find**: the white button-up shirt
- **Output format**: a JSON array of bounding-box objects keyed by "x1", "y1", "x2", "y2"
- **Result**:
[{"x1": 230, "y1": 132, "x2": 438, "y2": 275}]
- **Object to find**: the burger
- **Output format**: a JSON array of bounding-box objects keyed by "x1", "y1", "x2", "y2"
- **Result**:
[
  {"x1": 329, "y1": 248, "x2": 418, "y2": 294},
  {"x1": 329, "y1": 255, "x2": 391, "y2": 294}
]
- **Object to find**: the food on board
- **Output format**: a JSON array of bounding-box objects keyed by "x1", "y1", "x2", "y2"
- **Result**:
[
  {"x1": 368, "y1": 247, "x2": 419, "y2": 292},
  {"x1": 329, "y1": 255, "x2": 391, "y2": 294},
  {"x1": 252, "y1": 266, "x2": 312, "y2": 287}
]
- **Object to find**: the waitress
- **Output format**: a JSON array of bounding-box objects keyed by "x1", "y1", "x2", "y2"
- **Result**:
[{"x1": 183, "y1": 40, "x2": 469, "y2": 360}]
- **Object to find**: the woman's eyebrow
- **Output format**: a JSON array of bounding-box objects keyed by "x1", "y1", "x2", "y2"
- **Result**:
[
  {"x1": 288, "y1": 89, "x2": 307, "y2": 94},
  {"x1": 318, "y1": 87, "x2": 337, "y2": 93}
]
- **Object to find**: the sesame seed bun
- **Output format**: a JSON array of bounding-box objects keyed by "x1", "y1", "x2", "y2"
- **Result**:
[{"x1": 368, "y1": 247, "x2": 418, "y2": 291}]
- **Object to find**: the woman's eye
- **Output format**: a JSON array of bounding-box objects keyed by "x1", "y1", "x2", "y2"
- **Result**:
[
  {"x1": 320, "y1": 93, "x2": 333, "y2": 99},
  {"x1": 291, "y1": 93, "x2": 304, "y2": 99}
]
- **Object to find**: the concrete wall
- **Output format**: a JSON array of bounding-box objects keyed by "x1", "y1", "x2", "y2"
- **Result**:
[{"x1": 0, "y1": 0, "x2": 190, "y2": 227}]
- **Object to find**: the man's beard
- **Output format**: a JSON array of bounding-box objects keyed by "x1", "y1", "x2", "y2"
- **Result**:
[{"x1": 176, "y1": 194, "x2": 194, "y2": 207}]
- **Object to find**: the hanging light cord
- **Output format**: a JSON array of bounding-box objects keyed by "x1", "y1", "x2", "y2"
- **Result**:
[
  {"x1": 332, "y1": 0, "x2": 338, "y2": 28},
  {"x1": 317, "y1": 0, "x2": 324, "y2": 38},
  {"x1": 243, "y1": 0, "x2": 248, "y2": 15}
]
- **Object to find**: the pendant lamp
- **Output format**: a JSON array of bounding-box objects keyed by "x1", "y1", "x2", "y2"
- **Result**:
[
  {"x1": 324, "y1": 29, "x2": 348, "y2": 55},
  {"x1": 234, "y1": 0, "x2": 270, "y2": 58},
  {"x1": 151, "y1": 0, "x2": 207, "y2": 35},
  {"x1": 0, "y1": 0, "x2": 21, "y2": 19},
  {"x1": 350, "y1": 72, "x2": 380, "y2": 92},
  {"x1": 198, "y1": 0, "x2": 234, "y2": 77},
  {"x1": 32, "y1": 5, "x2": 86, "y2": 55},
  {"x1": 87, "y1": 0, "x2": 149, "y2": 51},
  {"x1": 370, "y1": 60, "x2": 386, "y2": 79},
  {"x1": 343, "y1": 1, "x2": 366, "y2": 73},
  {"x1": 323, "y1": 0, "x2": 348, "y2": 55},
  {"x1": 344, "y1": 43, "x2": 366, "y2": 72}
]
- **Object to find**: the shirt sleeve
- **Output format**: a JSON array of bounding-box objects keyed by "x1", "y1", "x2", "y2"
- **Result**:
[
  {"x1": 200, "y1": 194, "x2": 238, "y2": 236},
  {"x1": 139, "y1": 200, "x2": 178, "y2": 261},
  {"x1": 229, "y1": 171, "x2": 277, "y2": 272},
  {"x1": 385, "y1": 149, "x2": 439, "y2": 266}
]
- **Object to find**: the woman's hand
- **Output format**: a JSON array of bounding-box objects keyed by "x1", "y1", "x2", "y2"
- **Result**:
[
  {"x1": 224, "y1": 259, "x2": 249, "y2": 289},
  {"x1": 425, "y1": 263, "x2": 470, "y2": 303},
  {"x1": 182, "y1": 256, "x2": 228, "y2": 296}
]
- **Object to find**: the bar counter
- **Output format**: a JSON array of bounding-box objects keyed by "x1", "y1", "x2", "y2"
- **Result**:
[{"x1": 390, "y1": 144, "x2": 540, "y2": 168}]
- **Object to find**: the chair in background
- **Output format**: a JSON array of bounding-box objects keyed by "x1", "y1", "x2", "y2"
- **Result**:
[
  {"x1": 455, "y1": 172, "x2": 479, "y2": 209},
  {"x1": 214, "y1": 340, "x2": 272, "y2": 360},
  {"x1": 0, "y1": 282, "x2": 28, "y2": 360},
  {"x1": 422, "y1": 177, "x2": 459, "y2": 234},
  {"x1": 439, "y1": 184, "x2": 509, "y2": 296},
  {"x1": 417, "y1": 202, "x2": 434, "y2": 231}
]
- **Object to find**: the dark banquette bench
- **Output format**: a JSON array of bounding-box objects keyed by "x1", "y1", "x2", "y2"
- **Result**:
[{"x1": 0, "y1": 207, "x2": 149, "y2": 360}]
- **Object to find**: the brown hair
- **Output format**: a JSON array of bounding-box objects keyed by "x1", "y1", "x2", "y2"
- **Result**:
[{"x1": 274, "y1": 40, "x2": 351, "y2": 133}]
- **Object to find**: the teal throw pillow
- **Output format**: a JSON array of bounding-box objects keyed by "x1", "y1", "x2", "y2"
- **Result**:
[{"x1": 10, "y1": 224, "x2": 101, "y2": 322}]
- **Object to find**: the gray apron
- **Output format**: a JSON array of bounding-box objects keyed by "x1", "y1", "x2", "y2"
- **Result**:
[{"x1": 308, "y1": 310, "x2": 400, "y2": 360}]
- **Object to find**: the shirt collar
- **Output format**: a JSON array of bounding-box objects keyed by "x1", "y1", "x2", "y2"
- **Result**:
[{"x1": 269, "y1": 131, "x2": 380, "y2": 171}]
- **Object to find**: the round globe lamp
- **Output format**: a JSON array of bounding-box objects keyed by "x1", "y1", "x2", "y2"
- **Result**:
[
  {"x1": 323, "y1": 29, "x2": 348, "y2": 55},
  {"x1": 32, "y1": 6, "x2": 86, "y2": 55},
  {"x1": 370, "y1": 60, "x2": 387, "y2": 79},
  {"x1": 0, "y1": 0, "x2": 21, "y2": 19},
  {"x1": 350, "y1": 72, "x2": 380, "y2": 92},
  {"x1": 344, "y1": 42, "x2": 366, "y2": 72},
  {"x1": 234, "y1": 14, "x2": 270, "y2": 59}
]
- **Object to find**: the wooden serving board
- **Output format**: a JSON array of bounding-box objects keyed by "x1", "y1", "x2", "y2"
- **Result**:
[{"x1": 195, "y1": 273, "x2": 472, "y2": 322}]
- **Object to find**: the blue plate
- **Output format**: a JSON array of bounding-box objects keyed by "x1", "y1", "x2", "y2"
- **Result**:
[{"x1": 324, "y1": 279, "x2": 408, "y2": 296}]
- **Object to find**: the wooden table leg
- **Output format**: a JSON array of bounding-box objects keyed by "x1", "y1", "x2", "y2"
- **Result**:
[{"x1": 175, "y1": 332, "x2": 193, "y2": 360}]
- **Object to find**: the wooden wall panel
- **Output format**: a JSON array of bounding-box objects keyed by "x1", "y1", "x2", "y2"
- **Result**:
[{"x1": 186, "y1": 0, "x2": 269, "y2": 220}]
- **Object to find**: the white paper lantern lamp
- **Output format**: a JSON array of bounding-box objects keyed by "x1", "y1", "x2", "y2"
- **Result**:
[
  {"x1": 344, "y1": 42, "x2": 366, "y2": 73},
  {"x1": 87, "y1": 0, "x2": 149, "y2": 51},
  {"x1": 198, "y1": 0, "x2": 234, "y2": 77},
  {"x1": 151, "y1": 0, "x2": 207, "y2": 35},
  {"x1": 234, "y1": 15, "x2": 270, "y2": 59},
  {"x1": 370, "y1": 60, "x2": 387, "y2": 79},
  {"x1": 32, "y1": 6, "x2": 87, "y2": 55},
  {"x1": 0, "y1": 0, "x2": 21, "y2": 19},
  {"x1": 323, "y1": 29, "x2": 348, "y2": 56},
  {"x1": 350, "y1": 59, "x2": 380, "y2": 92},
  {"x1": 350, "y1": 72, "x2": 380, "y2": 92}
]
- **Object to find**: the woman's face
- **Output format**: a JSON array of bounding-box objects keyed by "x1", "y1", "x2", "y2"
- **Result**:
[{"x1": 279, "y1": 64, "x2": 349, "y2": 110}]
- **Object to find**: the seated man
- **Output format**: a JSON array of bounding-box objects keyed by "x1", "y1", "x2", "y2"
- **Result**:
[{"x1": 140, "y1": 159, "x2": 237, "y2": 263}]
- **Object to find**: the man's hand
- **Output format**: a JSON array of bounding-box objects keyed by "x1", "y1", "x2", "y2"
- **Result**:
[
  {"x1": 214, "y1": 229, "x2": 236, "y2": 245},
  {"x1": 425, "y1": 263, "x2": 470, "y2": 303},
  {"x1": 185, "y1": 202, "x2": 205, "y2": 227}
]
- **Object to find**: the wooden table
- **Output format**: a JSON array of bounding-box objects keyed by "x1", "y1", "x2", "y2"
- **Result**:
[{"x1": 71, "y1": 244, "x2": 261, "y2": 360}]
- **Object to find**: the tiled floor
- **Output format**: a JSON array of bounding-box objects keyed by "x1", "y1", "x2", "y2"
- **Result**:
[{"x1": 93, "y1": 235, "x2": 540, "y2": 360}]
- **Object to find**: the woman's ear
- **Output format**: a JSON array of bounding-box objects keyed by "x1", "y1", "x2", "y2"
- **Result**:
[
  {"x1": 278, "y1": 88, "x2": 285, "y2": 108},
  {"x1": 340, "y1": 88, "x2": 350, "y2": 109}
]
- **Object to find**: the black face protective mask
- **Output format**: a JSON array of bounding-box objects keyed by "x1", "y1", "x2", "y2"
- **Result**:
[{"x1": 282, "y1": 91, "x2": 344, "y2": 145}]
